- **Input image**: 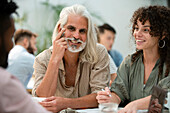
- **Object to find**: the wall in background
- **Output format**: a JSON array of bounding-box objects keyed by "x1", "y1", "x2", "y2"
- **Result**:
[{"x1": 14, "y1": 0, "x2": 168, "y2": 57}]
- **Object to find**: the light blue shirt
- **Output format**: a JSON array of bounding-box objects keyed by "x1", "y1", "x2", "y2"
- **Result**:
[
  {"x1": 7, "y1": 45, "x2": 35, "y2": 88},
  {"x1": 108, "y1": 49, "x2": 123, "y2": 67}
]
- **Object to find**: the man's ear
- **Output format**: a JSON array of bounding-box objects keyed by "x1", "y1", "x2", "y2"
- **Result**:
[
  {"x1": 57, "y1": 24, "x2": 62, "y2": 32},
  {"x1": 23, "y1": 38, "x2": 29, "y2": 48}
]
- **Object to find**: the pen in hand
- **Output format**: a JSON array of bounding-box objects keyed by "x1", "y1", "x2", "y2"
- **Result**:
[{"x1": 101, "y1": 89, "x2": 112, "y2": 97}]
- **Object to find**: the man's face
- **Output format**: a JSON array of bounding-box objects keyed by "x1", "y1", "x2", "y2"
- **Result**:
[
  {"x1": 0, "y1": 18, "x2": 15, "y2": 68},
  {"x1": 99, "y1": 30, "x2": 115, "y2": 51},
  {"x1": 63, "y1": 14, "x2": 88, "y2": 53},
  {"x1": 27, "y1": 36, "x2": 37, "y2": 54}
]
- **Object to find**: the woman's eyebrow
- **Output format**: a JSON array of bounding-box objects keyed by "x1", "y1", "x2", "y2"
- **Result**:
[{"x1": 143, "y1": 25, "x2": 150, "y2": 27}]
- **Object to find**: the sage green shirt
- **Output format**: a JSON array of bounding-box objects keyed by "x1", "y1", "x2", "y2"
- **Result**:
[{"x1": 110, "y1": 53, "x2": 170, "y2": 103}]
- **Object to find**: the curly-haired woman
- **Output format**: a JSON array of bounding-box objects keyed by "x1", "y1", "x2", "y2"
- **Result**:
[{"x1": 97, "y1": 5, "x2": 170, "y2": 113}]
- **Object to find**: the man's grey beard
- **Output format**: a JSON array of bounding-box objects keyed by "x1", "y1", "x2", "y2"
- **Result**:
[
  {"x1": 27, "y1": 41, "x2": 34, "y2": 55},
  {"x1": 65, "y1": 37, "x2": 86, "y2": 53}
]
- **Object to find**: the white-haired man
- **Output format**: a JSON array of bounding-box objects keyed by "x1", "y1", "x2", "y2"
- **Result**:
[{"x1": 32, "y1": 4, "x2": 110, "y2": 112}]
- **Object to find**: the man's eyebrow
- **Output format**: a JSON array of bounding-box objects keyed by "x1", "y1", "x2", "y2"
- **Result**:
[
  {"x1": 67, "y1": 25, "x2": 75, "y2": 28},
  {"x1": 79, "y1": 28, "x2": 87, "y2": 31}
]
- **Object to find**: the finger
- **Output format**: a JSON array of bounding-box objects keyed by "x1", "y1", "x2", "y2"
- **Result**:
[
  {"x1": 39, "y1": 101, "x2": 54, "y2": 107},
  {"x1": 154, "y1": 98, "x2": 159, "y2": 103},
  {"x1": 97, "y1": 97, "x2": 111, "y2": 104},
  {"x1": 54, "y1": 28, "x2": 66, "y2": 41},
  {"x1": 153, "y1": 108, "x2": 162, "y2": 113},
  {"x1": 97, "y1": 94, "x2": 111, "y2": 100},
  {"x1": 105, "y1": 87, "x2": 111, "y2": 96},
  {"x1": 150, "y1": 99, "x2": 157, "y2": 106},
  {"x1": 97, "y1": 94, "x2": 110, "y2": 100},
  {"x1": 43, "y1": 96, "x2": 56, "y2": 102},
  {"x1": 155, "y1": 103, "x2": 162, "y2": 109},
  {"x1": 97, "y1": 91, "x2": 109, "y2": 96},
  {"x1": 57, "y1": 41, "x2": 67, "y2": 46},
  {"x1": 53, "y1": 38, "x2": 67, "y2": 49},
  {"x1": 105, "y1": 87, "x2": 110, "y2": 92},
  {"x1": 54, "y1": 37, "x2": 66, "y2": 44},
  {"x1": 98, "y1": 99, "x2": 110, "y2": 103}
]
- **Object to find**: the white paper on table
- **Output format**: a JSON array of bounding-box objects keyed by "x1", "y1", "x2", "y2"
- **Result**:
[
  {"x1": 76, "y1": 108, "x2": 148, "y2": 113},
  {"x1": 27, "y1": 77, "x2": 35, "y2": 89}
]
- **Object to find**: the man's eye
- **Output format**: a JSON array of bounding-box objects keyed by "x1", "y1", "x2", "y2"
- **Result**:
[
  {"x1": 107, "y1": 37, "x2": 111, "y2": 40},
  {"x1": 68, "y1": 27, "x2": 75, "y2": 31},
  {"x1": 79, "y1": 29, "x2": 86, "y2": 34}
]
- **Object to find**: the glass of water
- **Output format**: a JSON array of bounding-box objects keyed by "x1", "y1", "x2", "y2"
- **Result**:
[{"x1": 99, "y1": 102, "x2": 118, "y2": 113}]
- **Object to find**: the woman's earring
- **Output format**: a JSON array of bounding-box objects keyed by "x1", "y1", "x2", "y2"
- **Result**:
[{"x1": 158, "y1": 40, "x2": 165, "y2": 48}]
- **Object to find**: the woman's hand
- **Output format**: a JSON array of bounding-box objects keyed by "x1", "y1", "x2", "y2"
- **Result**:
[
  {"x1": 96, "y1": 87, "x2": 112, "y2": 103},
  {"x1": 51, "y1": 28, "x2": 67, "y2": 62},
  {"x1": 118, "y1": 101, "x2": 138, "y2": 113}
]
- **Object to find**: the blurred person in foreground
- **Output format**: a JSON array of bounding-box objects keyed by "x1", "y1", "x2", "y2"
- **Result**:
[
  {"x1": 32, "y1": 4, "x2": 110, "y2": 112},
  {"x1": 98, "y1": 23, "x2": 123, "y2": 67},
  {"x1": 96, "y1": 5, "x2": 170, "y2": 113},
  {"x1": 0, "y1": 0, "x2": 52, "y2": 112},
  {"x1": 7, "y1": 29, "x2": 37, "y2": 88}
]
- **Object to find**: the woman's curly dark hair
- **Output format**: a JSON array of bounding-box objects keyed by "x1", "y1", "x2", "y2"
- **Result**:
[{"x1": 130, "y1": 5, "x2": 170, "y2": 77}]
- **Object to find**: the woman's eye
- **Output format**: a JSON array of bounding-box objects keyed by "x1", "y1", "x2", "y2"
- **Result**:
[
  {"x1": 143, "y1": 29, "x2": 149, "y2": 32},
  {"x1": 134, "y1": 27, "x2": 138, "y2": 31}
]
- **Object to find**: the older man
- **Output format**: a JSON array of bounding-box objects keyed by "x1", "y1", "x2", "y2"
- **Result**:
[{"x1": 32, "y1": 4, "x2": 110, "y2": 112}]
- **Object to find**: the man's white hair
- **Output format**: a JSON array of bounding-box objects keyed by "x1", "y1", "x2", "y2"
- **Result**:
[{"x1": 51, "y1": 4, "x2": 98, "y2": 64}]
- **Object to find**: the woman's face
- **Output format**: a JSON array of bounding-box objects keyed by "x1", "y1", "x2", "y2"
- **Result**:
[{"x1": 133, "y1": 20, "x2": 159, "y2": 51}]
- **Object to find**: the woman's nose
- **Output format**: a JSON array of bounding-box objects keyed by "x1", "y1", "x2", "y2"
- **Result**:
[{"x1": 135, "y1": 29, "x2": 142, "y2": 37}]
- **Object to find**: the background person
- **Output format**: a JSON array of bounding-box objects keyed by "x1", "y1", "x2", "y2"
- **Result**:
[
  {"x1": 96, "y1": 5, "x2": 170, "y2": 113},
  {"x1": 7, "y1": 29, "x2": 37, "y2": 88},
  {"x1": 98, "y1": 23, "x2": 123, "y2": 67},
  {"x1": 96, "y1": 26, "x2": 117, "y2": 86},
  {"x1": 0, "y1": 0, "x2": 52, "y2": 112}
]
